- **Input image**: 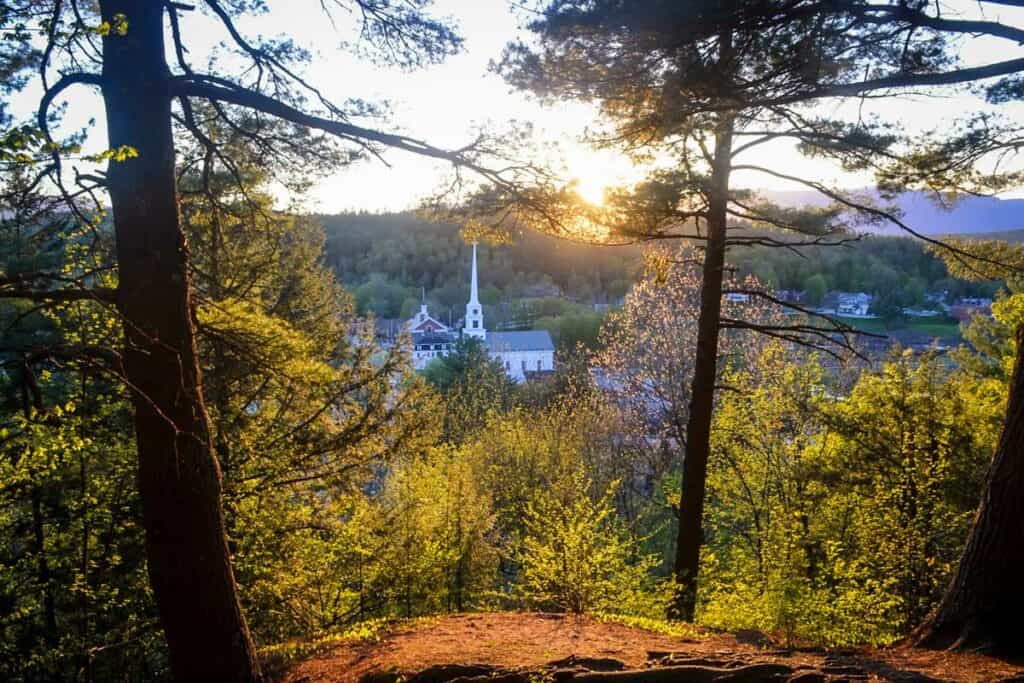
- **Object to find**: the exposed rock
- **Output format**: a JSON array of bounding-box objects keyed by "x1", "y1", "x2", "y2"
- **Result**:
[
  {"x1": 734, "y1": 630, "x2": 775, "y2": 648},
  {"x1": 360, "y1": 664, "x2": 501, "y2": 683},
  {"x1": 572, "y1": 662, "x2": 796, "y2": 682},
  {"x1": 646, "y1": 654, "x2": 745, "y2": 668},
  {"x1": 787, "y1": 673, "x2": 827, "y2": 683},
  {"x1": 547, "y1": 656, "x2": 628, "y2": 672}
]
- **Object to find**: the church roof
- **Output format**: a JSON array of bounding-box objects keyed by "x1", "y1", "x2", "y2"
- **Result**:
[
  {"x1": 486, "y1": 330, "x2": 555, "y2": 352},
  {"x1": 408, "y1": 315, "x2": 449, "y2": 334},
  {"x1": 412, "y1": 332, "x2": 456, "y2": 345}
]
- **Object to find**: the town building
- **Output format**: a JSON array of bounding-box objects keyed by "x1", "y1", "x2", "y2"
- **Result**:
[
  {"x1": 836, "y1": 292, "x2": 873, "y2": 317},
  {"x1": 407, "y1": 244, "x2": 555, "y2": 382}
]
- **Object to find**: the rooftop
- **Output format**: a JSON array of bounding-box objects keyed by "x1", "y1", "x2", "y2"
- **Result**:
[{"x1": 486, "y1": 330, "x2": 555, "y2": 352}]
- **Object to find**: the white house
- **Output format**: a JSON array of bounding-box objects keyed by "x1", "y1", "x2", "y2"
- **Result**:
[
  {"x1": 406, "y1": 243, "x2": 555, "y2": 381},
  {"x1": 836, "y1": 292, "x2": 873, "y2": 317}
]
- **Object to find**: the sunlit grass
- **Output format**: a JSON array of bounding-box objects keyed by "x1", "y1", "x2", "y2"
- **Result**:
[
  {"x1": 258, "y1": 617, "x2": 393, "y2": 668},
  {"x1": 595, "y1": 613, "x2": 707, "y2": 641},
  {"x1": 835, "y1": 315, "x2": 963, "y2": 341}
]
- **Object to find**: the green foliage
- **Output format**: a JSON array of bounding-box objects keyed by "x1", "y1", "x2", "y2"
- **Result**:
[
  {"x1": 815, "y1": 352, "x2": 998, "y2": 631},
  {"x1": 0, "y1": 379, "x2": 163, "y2": 680},
  {"x1": 321, "y1": 212, "x2": 639, "y2": 318},
  {"x1": 595, "y1": 613, "x2": 704, "y2": 641},
  {"x1": 174, "y1": 121, "x2": 440, "y2": 646},
  {"x1": 323, "y1": 213, "x2": 997, "y2": 325},
  {"x1": 535, "y1": 310, "x2": 605, "y2": 352},
  {"x1": 378, "y1": 445, "x2": 499, "y2": 615},
  {"x1": 803, "y1": 273, "x2": 827, "y2": 306},
  {"x1": 517, "y1": 469, "x2": 664, "y2": 615},
  {"x1": 354, "y1": 273, "x2": 419, "y2": 318},
  {"x1": 700, "y1": 344, "x2": 1000, "y2": 646},
  {"x1": 955, "y1": 285, "x2": 1024, "y2": 381},
  {"x1": 729, "y1": 235, "x2": 998, "y2": 303},
  {"x1": 0, "y1": 238, "x2": 165, "y2": 677},
  {"x1": 259, "y1": 617, "x2": 392, "y2": 673},
  {"x1": 423, "y1": 337, "x2": 517, "y2": 442}
]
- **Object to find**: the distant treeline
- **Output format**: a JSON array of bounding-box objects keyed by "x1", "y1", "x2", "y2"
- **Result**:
[
  {"x1": 317, "y1": 212, "x2": 1000, "y2": 319},
  {"x1": 728, "y1": 234, "x2": 1000, "y2": 309},
  {"x1": 318, "y1": 212, "x2": 640, "y2": 320}
]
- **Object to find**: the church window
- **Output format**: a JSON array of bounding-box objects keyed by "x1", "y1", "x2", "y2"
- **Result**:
[
  {"x1": 473, "y1": 320, "x2": 479, "y2": 328},
  {"x1": 537, "y1": 359, "x2": 542, "y2": 371}
]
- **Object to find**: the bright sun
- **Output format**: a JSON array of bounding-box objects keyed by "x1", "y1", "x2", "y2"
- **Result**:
[
  {"x1": 573, "y1": 176, "x2": 609, "y2": 206},
  {"x1": 563, "y1": 144, "x2": 646, "y2": 207}
]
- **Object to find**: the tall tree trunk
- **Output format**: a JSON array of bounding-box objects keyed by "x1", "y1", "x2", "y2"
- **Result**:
[
  {"x1": 669, "y1": 112, "x2": 735, "y2": 621},
  {"x1": 99, "y1": 2, "x2": 261, "y2": 679},
  {"x1": 912, "y1": 325, "x2": 1024, "y2": 653},
  {"x1": 21, "y1": 364, "x2": 58, "y2": 645},
  {"x1": 30, "y1": 489, "x2": 58, "y2": 646}
]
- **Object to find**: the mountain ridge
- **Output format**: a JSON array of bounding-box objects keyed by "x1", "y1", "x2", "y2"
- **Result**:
[{"x1": 762, "y1": 190, "x2": 1024, "y2": 235}]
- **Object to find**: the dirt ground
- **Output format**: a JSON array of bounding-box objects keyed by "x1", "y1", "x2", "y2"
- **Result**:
[{"x1": 279, "y1": 612, "x2": 1024, "y2": 683}]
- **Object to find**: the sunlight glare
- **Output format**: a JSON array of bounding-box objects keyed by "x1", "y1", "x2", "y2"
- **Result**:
[{"x1": 573, "y1": 176, "x2": 609, "y2": 206}]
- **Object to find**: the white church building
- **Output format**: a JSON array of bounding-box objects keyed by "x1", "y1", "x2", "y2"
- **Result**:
[{"x1": 407, "y1": 244, "x2": 555, "y2": 382}]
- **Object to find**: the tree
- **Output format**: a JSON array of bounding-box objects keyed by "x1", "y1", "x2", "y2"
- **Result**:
[
  {"x1": 912, "y1": 326, "x2": 1024, "y2": 652},
  {"x1": 596, "y1": 245, "x2": 787, "y2": 587},
  {"x1": 464, "y1": 0, "x2": 1024, "y2": 620},
  {"x1": 423, "y1": 336, "x2": 516, "y2": 442},
  {"x1": 378, "y1": 443, "x2": 498, "y2": 616},
  {"x1": 819, "y1": 351, "x2": 996, "y2": 635},
  {"x1": 0, "y1": 183, "x2": 163, "y2": 675},
  {"x1": 8, "y1": 0, "x2": 515, "y2": 677},
  {"x1": 913, "y1": 242, "x2": 1024, "y2": 652},
  {"x1": 518, "y1": 468, "x2": 661, "y2": 615},
  {"x1": 174, "y1": 114, "x2": 437, "y2": 643},
  {"x1": 701, "y1": 344, "x2": 998, "y2": 646},
  {"x1": 803, "y1": 274, "x2": 827, "y2": 307}
]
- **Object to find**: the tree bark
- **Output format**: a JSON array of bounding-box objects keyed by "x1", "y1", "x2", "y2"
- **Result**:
[
  {"x1": 670, "y1": 111, "x2": 735, "y2": 621},
  {"x1": 99, "y1": 1, "x2": 261, "y2": 679},
  {"x1": 912, "y1": 325, "x2": 1024, "y2": 653}
]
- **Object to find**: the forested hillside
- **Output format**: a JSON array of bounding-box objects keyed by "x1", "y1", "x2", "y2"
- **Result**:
[
  {"x1": 320, "y1": 211, "x2": 998, "y2": 320},
  {"x1": 319, "y1": 212, "x2": 640, "y2": 316}
]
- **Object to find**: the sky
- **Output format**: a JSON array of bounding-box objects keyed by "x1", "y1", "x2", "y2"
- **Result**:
[{"x1": 24, "y1": 0, "x2": 1024, "y2": 212}]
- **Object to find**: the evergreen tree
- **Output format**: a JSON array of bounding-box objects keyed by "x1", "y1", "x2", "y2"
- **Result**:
[
  {"x1": 423, "y1": 337, "x2": 517, "y2": 442},
  {"x1": 464, "y1": 0, "x2": 1024, "y2": 620},
  {"x1": 7, "y1": 1, "x2": 499, "y2": 675},
  {"x1": 913, "y1": 242, "x2": 1024, "y2": 651}
]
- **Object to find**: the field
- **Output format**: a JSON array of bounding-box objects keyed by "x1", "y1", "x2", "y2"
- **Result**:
[{"x1": 835, "y1": 316, "x2": 964, "y2": 343}]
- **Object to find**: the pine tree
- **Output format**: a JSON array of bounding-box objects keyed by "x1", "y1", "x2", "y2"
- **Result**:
[{"x1": 464, "y1": 0, "x2": 1024, "y2": 620}]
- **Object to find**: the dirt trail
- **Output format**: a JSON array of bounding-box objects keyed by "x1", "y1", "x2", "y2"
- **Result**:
[{"x1": 278, "y1": 612, "x2": 1024, "y2": 683}]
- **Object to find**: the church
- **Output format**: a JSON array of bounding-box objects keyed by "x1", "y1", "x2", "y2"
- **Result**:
[{"x1": 407, "y1": 244, "x2": 555, "y2": 382}]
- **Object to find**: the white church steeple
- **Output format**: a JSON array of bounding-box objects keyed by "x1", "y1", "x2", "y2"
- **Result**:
[{"x1": 463, "y1": 243, "x2": 486, "y2": 340}]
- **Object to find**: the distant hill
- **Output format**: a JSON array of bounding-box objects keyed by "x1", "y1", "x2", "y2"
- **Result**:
[
  {"x1": 763, "y1": 190, "x2": 1024, "y2": 235},
  {"x1": 965, "y1": 228, "x2": 1024, "y2": 243},
  {"x1": 316, "y1": 211, "x2": 1000, "y2": 323},
  {"x1": 316, "y1": 212, "x2": 642, "y2": 317}
]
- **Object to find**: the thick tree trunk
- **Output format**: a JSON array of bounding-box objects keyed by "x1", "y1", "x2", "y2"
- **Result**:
[
  {"x1": 912, "y1": 325, "x2": 1024, "y2": 653},
  {"x1": 669, "y1": 113, "x2": 735, "y2": 621},
  {"x1": 99, "y1": 2, "x2": 261, "y2": 679}
]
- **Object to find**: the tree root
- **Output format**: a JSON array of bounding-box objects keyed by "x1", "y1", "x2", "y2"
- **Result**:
[{"x1": 357, "y1": 654, "x2": 880, "y2": 683}]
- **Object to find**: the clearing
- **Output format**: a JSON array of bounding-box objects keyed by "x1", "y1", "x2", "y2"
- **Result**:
[{"x1": 276, "y1": 612, "x2": 1024, "y2": 683}]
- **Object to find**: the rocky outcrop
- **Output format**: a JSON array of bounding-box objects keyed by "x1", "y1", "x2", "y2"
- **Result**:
[{"x1": 357, "y1": 652, "x2": 901, "y2": 683}]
